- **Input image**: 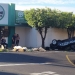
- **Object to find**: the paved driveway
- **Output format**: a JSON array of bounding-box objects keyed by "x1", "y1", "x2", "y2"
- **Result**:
[{"x1": 0, "y1": 51, "x2": 74, "y2": 75}]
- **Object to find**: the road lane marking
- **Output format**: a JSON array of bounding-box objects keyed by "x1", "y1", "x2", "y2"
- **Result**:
[
  {"x1": 0, "y1": 63, "x2": 52, "y2": 67},
  {"x1": 66, "y1": 55, "x2": 75, "y2": 66},
  {"x1": 30, "y1": 71, "x2": 60, "y2": 75}
]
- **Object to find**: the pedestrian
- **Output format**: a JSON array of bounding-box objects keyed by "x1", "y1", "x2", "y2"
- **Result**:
[
  {"x1": 16, "y1": 34, "x2": 20, "y2": 46},
  {"x1": 12, "y1": 33, "x2": 16, "y2": 48},
  {"x1": 1, "y1": 36, "x2": 8, "y2": 49}
]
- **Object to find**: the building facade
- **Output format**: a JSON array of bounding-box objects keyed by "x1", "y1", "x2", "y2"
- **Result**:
[{"x1": 0, "y1": 3, "x2": 68, "y2": 48}]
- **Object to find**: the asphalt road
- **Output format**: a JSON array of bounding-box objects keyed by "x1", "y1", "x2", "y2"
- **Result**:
[{"x1": 0, "y1": 51, "x2": 75, "y2": 75}]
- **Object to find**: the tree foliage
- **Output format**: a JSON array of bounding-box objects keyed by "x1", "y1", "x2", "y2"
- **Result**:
[
  {"x1": 24, "y1": 8, "x2": 57, "y2": 48},
  {"x1": 24, "y1": 7, "x2": 75, "y2": 48},
  {"x1": 56, "y1": 12, "x2": 75, "y2": 38}
]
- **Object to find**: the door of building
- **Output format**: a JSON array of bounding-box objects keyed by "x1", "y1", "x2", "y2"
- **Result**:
[
  {"x1": 0, "y1": 26, "x2": 8, "y2": 36},
  {"x1": 0, "y1": 26, "x2": 4, "y2": 39}
]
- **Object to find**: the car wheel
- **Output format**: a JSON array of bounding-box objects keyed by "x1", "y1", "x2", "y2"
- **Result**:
[{"x1": 52, "y1": 39, "x2": 57, "y2": 45}]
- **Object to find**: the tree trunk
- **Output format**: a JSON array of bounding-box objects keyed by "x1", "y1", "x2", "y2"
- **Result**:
[
  {"x1": 38, "y1": 27, "x2": 47, "y2": 48},
  {"x1": 67, "y1": 28, "x2": 71, "y2": 39},
  {"x1": 42, "y1": 38, "x2": 45, "y2": 48},
  {"x1": 67, "y1": 28, "x2": 74, "y2": 39}
]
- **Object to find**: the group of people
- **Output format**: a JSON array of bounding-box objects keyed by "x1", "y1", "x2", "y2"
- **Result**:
[
  {"x1": 12, "y1": 33, "x2": 20, "y2": 48},
  {"x1": 0, "y1": 33, "x2": 20, "y2": 49}
]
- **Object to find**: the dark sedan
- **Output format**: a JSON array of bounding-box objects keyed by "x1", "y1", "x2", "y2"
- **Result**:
[{"x1": 50, "y1": 37, "x2": 75, "y2": 50}]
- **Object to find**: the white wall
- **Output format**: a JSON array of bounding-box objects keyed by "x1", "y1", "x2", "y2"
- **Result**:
[
  {"x1": 37, "y1": 28, "x2": 68, "y2": 47},
  {"x1": 25, "y1": 28, "x2": 37, "y2": 48},
  {"x1": 15, "y1": 27, "x2": 68, "y2": 48},
  {"x1": 15, "y1": 27, "x2": 37, "y2": 47},
  {"x1": 0, "y1": 4, "x2": 8, "y2": 25},
  {"x1": 15, "y1": 27, "x2": 26, "y2": 46}
]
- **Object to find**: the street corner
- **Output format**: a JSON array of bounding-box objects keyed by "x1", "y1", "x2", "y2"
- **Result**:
[{"x1": 66, "y1": 55, "x2": 75, "y2": 66}]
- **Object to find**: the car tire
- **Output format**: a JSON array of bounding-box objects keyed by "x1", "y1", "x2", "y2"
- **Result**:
[{"x1": 52, "y1": 39, "x2": 57, "y2": 45}]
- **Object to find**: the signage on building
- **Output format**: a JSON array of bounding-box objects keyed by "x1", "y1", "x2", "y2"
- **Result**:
[
  {"x1": 15, "y1": 10, "x2": 26, "y2": 24},
  {"x1": 0, "y1": 5, "x2": 5, "y2": 20}
]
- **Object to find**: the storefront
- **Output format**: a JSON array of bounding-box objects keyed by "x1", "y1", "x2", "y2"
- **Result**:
[
  {"x1": 0, "y1": 3, "x2": 30, "y2": 47},
  {"x1": 0, "y1": 3, "x2": 68, "y2": 48}
]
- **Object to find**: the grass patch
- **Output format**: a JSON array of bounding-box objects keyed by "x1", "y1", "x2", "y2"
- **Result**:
[{"x1": 0, "y1": 48, "x2": 9, "y2": 52}]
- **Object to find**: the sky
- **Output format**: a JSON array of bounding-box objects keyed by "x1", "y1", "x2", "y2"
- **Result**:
[{"x1": 0, "y1": 0, "x2": 75, "y2": 13}]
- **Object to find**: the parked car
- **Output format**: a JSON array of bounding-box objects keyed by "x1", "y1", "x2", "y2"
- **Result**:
[{"x1": 50, "y1": 37, "x2": 75, "y2": 50}]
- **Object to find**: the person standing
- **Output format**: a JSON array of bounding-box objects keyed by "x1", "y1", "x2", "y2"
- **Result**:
[
  {"x1": 16, "y1": 34, "x2": 20, "y2": 46},
  {"x1": 12, "y1": 33, "x2": 16, "y2": 48}
]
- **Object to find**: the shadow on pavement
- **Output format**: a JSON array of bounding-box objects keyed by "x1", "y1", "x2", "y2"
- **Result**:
[
  {"x1": 0, "y1": 52, "x2": 74, "y2": 68},
  {"x1": 0, "y1": 52, "x2": 58, "y2": 63},
  {"x1": 0, "y1": 71, "x2": 21, "y2": 75}
]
